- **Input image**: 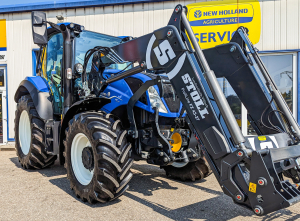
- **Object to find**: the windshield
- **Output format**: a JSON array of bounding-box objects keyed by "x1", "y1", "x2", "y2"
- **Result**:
[
  {"x1": 107, "y1": 63, "x2": 132, "y2": 70},
  {"x1": 74, "y1": 31, "x2": 124, "y2": 89},
  {"x1": 75, "y1": 30, "x2": 122, "y2": 66}
]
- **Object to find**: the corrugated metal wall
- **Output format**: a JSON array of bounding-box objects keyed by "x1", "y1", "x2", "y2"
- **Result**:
[{"x1": 0, "y1": 0, "x2": 299, "y2": 139}]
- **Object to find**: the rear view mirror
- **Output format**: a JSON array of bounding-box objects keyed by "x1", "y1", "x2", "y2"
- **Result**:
[{"x1": 31, "y1": 11, "x2": 48, "y2": 45}]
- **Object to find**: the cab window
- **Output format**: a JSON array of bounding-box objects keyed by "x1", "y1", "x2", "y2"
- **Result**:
[{"x1": 46, "y1": 33, "x2": 63, "y2": 80}]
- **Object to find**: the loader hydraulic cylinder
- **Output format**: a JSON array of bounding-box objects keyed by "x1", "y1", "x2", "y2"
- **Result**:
[{"x1": 105, "y1": 65, "x2": 144, "y2": 84}]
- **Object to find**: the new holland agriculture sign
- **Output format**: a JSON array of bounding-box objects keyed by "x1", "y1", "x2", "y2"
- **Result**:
[
  {"x1": 187, "y1": 0, "x2": 261, "y2": 49},
  {"x1": 0, "y1": 19, "x2": 6, "y2": 62}
]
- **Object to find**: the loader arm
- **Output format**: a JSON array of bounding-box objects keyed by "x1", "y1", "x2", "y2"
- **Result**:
[{"x1": 97, "y1": 5, "x2": 300, "y2": 215}]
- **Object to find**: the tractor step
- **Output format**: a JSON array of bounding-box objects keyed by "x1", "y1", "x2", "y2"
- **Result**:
[{"x1": 45, "y1": 120, "x2": 61, "y2": 155}]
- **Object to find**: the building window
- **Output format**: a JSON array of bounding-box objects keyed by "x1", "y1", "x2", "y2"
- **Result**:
[
  {"x1": 246, "y1": 53, "x2": 297, "y2": 135},
  {"x1": 260, "y1": 54, "x2": 294, "y2": 112},
  {"x1": 218, "y1": 53, "x2": 297, "y2": 136},
  {"x1": 218, "y1": 78, "x2": 242, "y2": 127},
  {"x1": 32, "y1": 49, "x2": 40, "y2": 76}
]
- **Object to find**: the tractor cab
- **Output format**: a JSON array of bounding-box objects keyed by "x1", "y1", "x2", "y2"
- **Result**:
[{"x1": 35, "y1": 20, "x2": 124, "y2": 116}]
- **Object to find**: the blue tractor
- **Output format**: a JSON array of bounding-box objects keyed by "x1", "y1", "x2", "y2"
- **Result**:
[
  {"x1": 14, "y1": 11, "x2": 210, "y2": 203},
  {"x1": 15, "y1": 6, "x2": 300, "y2": 215}
]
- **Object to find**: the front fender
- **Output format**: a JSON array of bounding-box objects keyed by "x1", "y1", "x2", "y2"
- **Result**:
[
  {"x1": 14, "y1": 76, "x2": 53, "y2": 120},
  {"x1": 59, "y1": 97, "x2": 111, "y2": 165}
]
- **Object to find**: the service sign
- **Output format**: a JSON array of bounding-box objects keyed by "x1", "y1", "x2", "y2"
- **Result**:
[
  {"x1": 187, "y1": 0, "x2": 261, "y2": 49},
  {"x1": 0, "y1": 19, "x2": 6, "y2": 62}
]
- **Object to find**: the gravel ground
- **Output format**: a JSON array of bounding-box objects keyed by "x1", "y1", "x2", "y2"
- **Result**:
[{"x1": 0, "y1": 151, "x2": 300, "y2": 221}]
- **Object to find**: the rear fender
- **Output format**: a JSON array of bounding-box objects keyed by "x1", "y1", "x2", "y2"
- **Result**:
[{"x1": 14, "y1": 76, "x2": 53, "y2": 120}]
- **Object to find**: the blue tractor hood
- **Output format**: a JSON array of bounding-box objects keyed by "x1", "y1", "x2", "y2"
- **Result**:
[{"x1": 101, "y1": 69, "x2": 184, "y2": 118}]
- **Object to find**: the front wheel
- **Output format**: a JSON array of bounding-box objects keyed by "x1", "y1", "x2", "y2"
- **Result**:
[
  {"x1": 163, "y1": 156, "x2": 211, "y2": 181},
  {"x1": 64, "y1": 111, "x2": 133, "y2": 203}
]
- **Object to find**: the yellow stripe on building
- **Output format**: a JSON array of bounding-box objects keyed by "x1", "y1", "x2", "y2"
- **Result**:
[{"x1": 0, "y1": 19, "x2": 6, "y2": 49}]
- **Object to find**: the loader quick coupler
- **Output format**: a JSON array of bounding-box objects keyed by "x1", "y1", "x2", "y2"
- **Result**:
[
  {"x1": 248, "y1": 148, "x2": 300, "y2": 215},
  {"x1": 214, "y1": 146, "x2": 300, "y2": 215}
]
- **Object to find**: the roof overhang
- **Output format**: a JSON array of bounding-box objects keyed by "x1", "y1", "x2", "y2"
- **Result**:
[{"x1": 0, "y1": 0, "x2": 171, "y2": 14}]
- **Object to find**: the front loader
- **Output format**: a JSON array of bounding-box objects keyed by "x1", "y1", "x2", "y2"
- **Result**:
[{"x1": 14, "y1": 5, "x2": 300, "y2": 216}]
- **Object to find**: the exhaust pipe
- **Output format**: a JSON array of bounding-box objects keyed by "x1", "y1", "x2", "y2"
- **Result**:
[{"x1": 60, "y1": 24, "x2": 73, "y2": 114}]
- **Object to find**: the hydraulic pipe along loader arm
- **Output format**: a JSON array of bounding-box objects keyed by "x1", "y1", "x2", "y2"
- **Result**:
[{"x1": 95, "y1": 5, "x2": 300, "y2": 215}]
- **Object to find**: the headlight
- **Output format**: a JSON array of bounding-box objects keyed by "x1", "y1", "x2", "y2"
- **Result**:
[
  {"x1": 74, "y1": 63, "x2": 83, "y2": 74},
  {"x1": 147, "y1": 86, "x2": 168, "y2": 113}
]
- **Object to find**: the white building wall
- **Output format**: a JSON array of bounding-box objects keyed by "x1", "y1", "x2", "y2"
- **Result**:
[
  {"x1": 0, "y1": 0, "x2": 299, "y2": 139},
  {"x1": 255, "y1": 0, "x2": 300, "y2": 51}
]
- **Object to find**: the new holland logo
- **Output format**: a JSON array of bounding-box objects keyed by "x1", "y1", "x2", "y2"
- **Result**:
[{"x1": 194, "y1": 10, "x2": 202, "y2": 18}]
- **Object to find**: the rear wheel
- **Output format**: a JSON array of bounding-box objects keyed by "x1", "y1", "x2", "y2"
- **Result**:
[
  {"x1": 14, "y1": 95, "x2": 57, "y2": 169},
  {"x1": 163, "y1": 156, "x2": 211, "y2": 181},
  {"x1": 64, "y1": 111, "x2": 133, "y2": 203}
]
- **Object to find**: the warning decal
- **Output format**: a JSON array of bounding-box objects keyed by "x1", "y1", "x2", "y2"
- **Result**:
[
  {"x1": 249, "y1": 182, "x2": 257, "y2": 193},
  {"x1": 258, "y1": 136, "x2": 266, "y2": 141}
]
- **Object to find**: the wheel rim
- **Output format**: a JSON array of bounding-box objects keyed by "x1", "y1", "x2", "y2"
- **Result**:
[
  {"x1": 18, "y1": 110, "x2": 31, "y2": 155},
  {"x1": 171, "y1": 161, "x2": 188, "y2": 168},
  {"x1": 71, "y1": 133, "x2": 94, "y2": 185}
]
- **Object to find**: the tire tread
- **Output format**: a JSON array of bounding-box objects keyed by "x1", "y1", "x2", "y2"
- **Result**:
[{"x1": 64, "y1": 111, "x2": 133, "y2": 204}]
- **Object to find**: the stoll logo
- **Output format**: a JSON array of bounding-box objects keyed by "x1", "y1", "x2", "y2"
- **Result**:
[
  {"x1": 194, "y1": 10, "x2": 202, "y2": 18},
  {"x1": 153, "y1": 40, "x2": 176, "y2": 65},
  {"x1": 182, "y1": 73, "x2": 209, "y2": 120},
  {"x1": 146, "y1": 34, "x2": 186, "y2": 80}
]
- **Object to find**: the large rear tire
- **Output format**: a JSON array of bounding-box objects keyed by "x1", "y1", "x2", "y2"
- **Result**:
[
  {"x1": 64, "y1": 111, "x2": 133, "y2": 203},
  {"x1": 163, "y1": 156, "x2": 211, "y2": 181},
  {"x1": 14, "y1": 95, "x2": 57, "y2": 169}
]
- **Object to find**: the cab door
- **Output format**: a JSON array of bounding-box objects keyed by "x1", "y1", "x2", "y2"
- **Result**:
[{"x1": 41, "y1": 33, "x2": 64, "y2": 115}]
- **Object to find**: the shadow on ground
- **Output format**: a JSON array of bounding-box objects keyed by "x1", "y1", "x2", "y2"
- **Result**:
[{"x1": 9, "y1": 157, "x2": 300, "y2": 220}]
